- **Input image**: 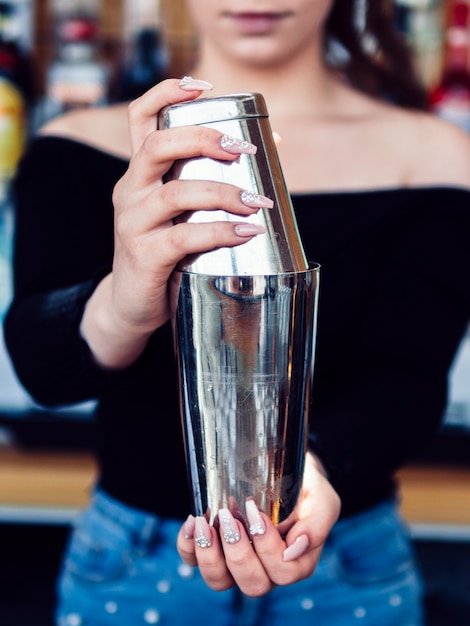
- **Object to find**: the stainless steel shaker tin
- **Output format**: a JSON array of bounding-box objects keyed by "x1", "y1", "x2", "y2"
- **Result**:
[
  {"x1": 159, "y1": 91, "x2": 269, "y2": 127},
  {"x1": 158, "y1": 93, "x2": 309, "y2": 275},
  {"x1": 170, "y1": 266, "x2": 320, "y2": 526}
]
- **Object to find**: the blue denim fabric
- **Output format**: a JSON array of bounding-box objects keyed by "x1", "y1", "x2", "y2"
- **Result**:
[{"x1": 56, "y1": 491, "x2": 424, "y2": 626}]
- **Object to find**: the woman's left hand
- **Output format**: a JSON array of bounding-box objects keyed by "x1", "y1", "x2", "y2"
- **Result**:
[{"x1": 176, "y1": 453, "x2": 341, "y2": 596}]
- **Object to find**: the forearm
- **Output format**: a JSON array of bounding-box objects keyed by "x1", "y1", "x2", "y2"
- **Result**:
[
  {"x1": 305, "y1": 450, "x2": 328, "y2": 479},
  {"x1": 4, "y1": 279, "x2": 110, "y2": 406}
]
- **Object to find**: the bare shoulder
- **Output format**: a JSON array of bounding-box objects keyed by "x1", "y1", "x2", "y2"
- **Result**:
[
  {"x1": 38, "y1": 103, "x2": 131, "y2": 158},
  {"x1": 326, "y1": 84, "x2": 470, "y2": 192},
  {"x1": 394, "y1": 107, "x2": 470, "y2": 190}
]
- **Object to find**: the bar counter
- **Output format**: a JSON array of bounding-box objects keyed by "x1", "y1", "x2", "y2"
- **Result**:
[{"x1": 1, "y1": 444, "x2": 470, "y2": 535}]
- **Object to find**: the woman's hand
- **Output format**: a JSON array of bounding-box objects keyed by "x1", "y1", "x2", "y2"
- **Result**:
[
  {"x1": 80, "y1": 78, "x2": 270, "y2": 368},
  {"x1": 176, "y1": 453, "x2": 341, "y2": 597}
]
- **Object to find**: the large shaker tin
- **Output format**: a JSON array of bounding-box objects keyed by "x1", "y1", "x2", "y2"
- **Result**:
[
  {"x1": 158, "y1": 93, "x2": 309, "y2": 275},
  {"x1": 171, "y1": 268, "x2": 319, "y2": 527}
]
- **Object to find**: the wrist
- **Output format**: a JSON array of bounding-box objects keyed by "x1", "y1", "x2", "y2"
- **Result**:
[
  {"x1": 305, "y1": 451, "x2": 328, "y2": 480},
  {"x1": 80, "y1": 274, "x2": 153, "y2": 369}
]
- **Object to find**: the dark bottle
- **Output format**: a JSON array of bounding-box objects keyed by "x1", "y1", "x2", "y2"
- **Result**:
[
  {"x1": 430, "y1": 0, "x2": 470, "y2": 133},
  {"x1": 114, "y1": 27, "x2": 168, "y2": 101}
]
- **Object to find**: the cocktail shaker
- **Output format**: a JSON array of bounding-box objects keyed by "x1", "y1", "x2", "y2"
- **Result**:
[
  {"x1": 160, "y1": 94, "x2": 320, "y2": 526},
  {"x1": 159, "y1": 92, "x2": 308, "y2": 275}
]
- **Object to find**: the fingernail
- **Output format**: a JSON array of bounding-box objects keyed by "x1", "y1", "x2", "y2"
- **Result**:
[
  {"x1": 218, "y1": 508, "x2": 241, "y2": 544},
  {"x1": 179, "y1": 76, "x2": 214, "y2": 91},
  {"x1": 283, "y1": 534, "x2": 309, "y2": 562},
  {"x1": 184, "y1": 514, "x2": 195, "y2": 540},
  {"x1": 273, "y1": 131, "x2": 282, "y2": 146},
  {"x1": 194, "y1": 516, "x2": 213, "y2": 548},
  {"x1": 220, "y1": 134, "x2": 257, "y2": 155},
  {"x1": 246, "y1": 498, "x2": 266, "y2": 536},
  {"x1": 240, "y1": 190, "x2": 274, "y2": 209},
  {"x1": 234, "y1": 223, "x2": 266, "y2": 238}
]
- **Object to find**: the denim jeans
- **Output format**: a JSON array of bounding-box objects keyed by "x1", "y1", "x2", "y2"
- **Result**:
[{"x1": 56, "y1": 490, "x2": 424, "y2": 626}]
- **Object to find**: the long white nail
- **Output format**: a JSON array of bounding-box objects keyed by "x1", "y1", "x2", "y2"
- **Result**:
[
  {"x1": 234, "y1": 223, "x2": 266, "y2": 238},
  {"x1": 179, "y1": 76, "x2": 214, "y2": 91},
  {"x1": 184, "y1": 514, "x2": 195, "y2": 540},
  {"x1": 246, "y1": 498, "x2": 266, "y2": 536},
  {"x1": 283, "y1": 534, "x2": 309, "y2": 562}
]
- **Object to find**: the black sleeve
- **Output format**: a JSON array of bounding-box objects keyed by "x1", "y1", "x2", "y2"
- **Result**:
[
  {"x1": 309, "y1": 196, "x2": 470, "y2": 514},
  {"x1": 3, "y1": 137, "x2": 141, "y2": 407}
]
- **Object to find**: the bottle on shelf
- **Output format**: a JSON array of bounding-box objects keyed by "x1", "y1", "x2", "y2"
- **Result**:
[
  {"x1": 0, "y1": 0, "x2": 35, "y2": 189},
  {"x1": 0, "y1": 0, "x2": 35, "y2": 318},
  {"x1": 112, "y1": 0, "x2": 168, "y2": 101},
  {"x1": 114, "y1": 26, "x2": 168, "y2": 101},
  {"x1": 36, "y1": 0, "x2": 109, "y2": 126},
  {"x1": 394, "y1": 0, "x2": 446, "y2": 92},
  {"x1": 429, "y1": 0, "x2": 470, "y2": 133}
]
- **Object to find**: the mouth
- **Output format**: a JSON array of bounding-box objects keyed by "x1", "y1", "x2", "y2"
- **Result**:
[{"x1": 224, "y1": 11, "x2": 292, "y2": 35}]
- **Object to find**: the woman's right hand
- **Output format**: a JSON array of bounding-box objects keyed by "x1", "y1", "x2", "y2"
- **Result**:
[{"x1": 80, "y1": 78, "x2": 270, "y2": 369}]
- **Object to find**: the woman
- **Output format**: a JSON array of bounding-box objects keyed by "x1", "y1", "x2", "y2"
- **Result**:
[{"x1": 4, "y1": 1, "x2": 470, "y2": 624}]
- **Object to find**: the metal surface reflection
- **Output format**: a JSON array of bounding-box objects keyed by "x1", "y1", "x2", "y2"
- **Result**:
[
  {"x1": 170, "y1": 268, "x2": 319, "y2": 526},
  {"x1": 158, "y1": 93, "x2": 308, "y2": 276}
]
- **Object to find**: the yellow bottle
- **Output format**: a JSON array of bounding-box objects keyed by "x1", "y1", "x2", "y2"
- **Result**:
[{"x1": 0, "y1": 76, "x2": 25, "y2": 183}]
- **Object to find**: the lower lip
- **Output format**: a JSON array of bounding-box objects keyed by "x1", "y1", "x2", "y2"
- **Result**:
[{"x1": 229, "y1": 13, "x2": 286, "y2": 34}]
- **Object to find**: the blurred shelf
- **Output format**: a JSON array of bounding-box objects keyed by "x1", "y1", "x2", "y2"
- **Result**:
[
  {"x1": 397, "y1": 464, "x2": 470, "y2": 539},
  {"x1": 0, "y1": 445, "x2": 96, "y2": 523},
  {"x1": 1, "y1": 443, "x2": 470, "y2": 538}
]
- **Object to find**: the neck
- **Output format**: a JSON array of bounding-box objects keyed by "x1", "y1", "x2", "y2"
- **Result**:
[{"x1": 191, "y1": 40, "x2": 339, "y2": 122}]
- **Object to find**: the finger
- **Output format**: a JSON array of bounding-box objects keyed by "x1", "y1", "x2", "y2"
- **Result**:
[
  {"x1": 114, "y1": 178, "x2": 271, "y2": 266},
  {"x1": 176, "y1": 515, "x2": 198, "y2": 567},
  {"x1": 127, "y1": 77, "x2": 213, "y2": 155},
  {"x1": 148, "y1": 179, "x2": 273, "y2": 225},
  {"x1": 115, "y1": 178, "x2": 271, "y2": 240},
  {"x1": 217, "y1": 508, "x2": 274, "y2": 597},
  {"x1": 281, "y1": 475, "x2": 341, "y2": 563},
  {"x1": 192, "y1": 516, "x2": 236, "y2": 591},
  {"x1": 128, "y1": 125, "x2": 257, "y2": 188},
  {"x1": 291, "y1": 458, "x2": 341, "y2": 544},
  {"x1": 148, "y1": 220, "x2": 266, "y2": 272},
  {"x1": 244, "y1": 499, "x2": 318, "y2": 587}
]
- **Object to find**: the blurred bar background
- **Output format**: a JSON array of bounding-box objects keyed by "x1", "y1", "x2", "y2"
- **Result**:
[{"x1": 0, "y1": 1, "x2": 469, "y2": 624}]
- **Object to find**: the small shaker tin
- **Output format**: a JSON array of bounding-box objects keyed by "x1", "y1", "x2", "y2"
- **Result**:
[{"x1": 158, "y1": 93, "x2": 309, "y2": 276}]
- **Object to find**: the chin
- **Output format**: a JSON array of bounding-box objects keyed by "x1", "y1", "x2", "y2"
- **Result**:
[{"x1": 231, "y1": 44, "x2": 292, "y2": 69}]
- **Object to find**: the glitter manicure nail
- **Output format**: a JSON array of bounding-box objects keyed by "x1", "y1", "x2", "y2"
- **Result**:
[
  {"x1": 218, "y1": 508, "x2": 241, "y2": 544},
  {"x1": 194, "y1": 516, "x2": 213, "y2": 548},
  {"x1": 240, "y1": 190, "x2": 274, "y2": 209},
  {"x1": 179, "y1": 76, "x2": 214, "y2": 91},
  {"x1": 220, "y1": 134, "x2": 257, "y2": 155},
  {"x1": 246, "y1": 498, "x2": 266, "y2": 536}
]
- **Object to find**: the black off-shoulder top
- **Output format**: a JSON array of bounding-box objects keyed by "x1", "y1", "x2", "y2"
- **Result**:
[{"x1": 4, "y1": 137, "x2": 470, "y2": 518}]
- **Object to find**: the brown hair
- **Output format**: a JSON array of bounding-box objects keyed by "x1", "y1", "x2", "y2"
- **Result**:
[{"x1": 326, "y1": 0, "x2": 428, "y2": 109}]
